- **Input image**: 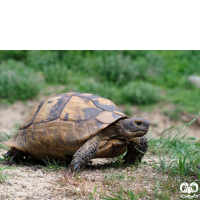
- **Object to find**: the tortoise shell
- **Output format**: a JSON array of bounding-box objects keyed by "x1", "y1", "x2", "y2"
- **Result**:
[{"x1": 4, "y1": 92, "x2": 127, "y2": 161}]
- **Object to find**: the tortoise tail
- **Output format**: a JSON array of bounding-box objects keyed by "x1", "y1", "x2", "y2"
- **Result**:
[{"x1": 3, "y1": 139, "x2": 15, "y2": 148}]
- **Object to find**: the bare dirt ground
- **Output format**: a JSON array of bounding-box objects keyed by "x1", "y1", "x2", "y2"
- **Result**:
[{"x1": 0, "y1": 151, "x2": 179, "y2": 200}]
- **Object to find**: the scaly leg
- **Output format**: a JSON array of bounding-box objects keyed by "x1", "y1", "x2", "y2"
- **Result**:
[
  {"x1": 4, "y1": 148, "x2": 29, "y2": 162},
  {"x1": 124, "y1": 136, "x2": 148, "y2": 164},
  {"x1": 69, "y1": 135, "x2": 99, "y2": 172}
]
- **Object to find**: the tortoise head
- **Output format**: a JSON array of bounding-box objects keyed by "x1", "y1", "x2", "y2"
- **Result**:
[{"x1": 117, "y1": 118, "x2": 150, "y2": 140}]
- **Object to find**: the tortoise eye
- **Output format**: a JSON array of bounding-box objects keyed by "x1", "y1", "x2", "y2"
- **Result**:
[{"x1": 136, "y1": 121, "x2": 142, "y2": 126}]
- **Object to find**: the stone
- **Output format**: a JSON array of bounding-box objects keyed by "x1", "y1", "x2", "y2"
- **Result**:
[{"x1": 188, "y1": 75, "x2": 200, "y2": 87}]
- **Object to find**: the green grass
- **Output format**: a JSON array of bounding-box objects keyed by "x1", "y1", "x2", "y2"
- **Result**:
[
  {"x1": 100, "y1": 187, "x2": 147, "y2": 200},
  {"x1": 42, "y1": 64, "x2": 70, "y2": 84},
  {"x1": 0, "y1": 60, "x2": 41, "y2": 102},
  {"x1": 0, "y1": 165, "x2": 15, "y2": 183},
  {"x1": 42, "y1": 157, "x2": 67, "y2": 171},
  {"x1": 147, "y1": 114, "x2": 200, "y2": 179},
  {"x1": 121, "y1": 81, "x2": 160, "y2": 105},
  {"x1": 164, "y1": 88, "x2": 200, "y2": 114}
]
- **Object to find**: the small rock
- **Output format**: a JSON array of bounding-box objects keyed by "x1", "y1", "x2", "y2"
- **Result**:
[
  {"x1": 188, "y1": 75, "x2": 200, "y2": 87},
  {"x1": 16, "y1": 192, "x2": 28, "y2": 197},
  {"x1": 142, "y1": 196, "x2": 151, "y2": 200},
  {"x1": 21, "y1": 184, "x2": 27, "y2": 188},
  {"x1": 125, "y1": 167, "x2": 131, "y2": 171}
]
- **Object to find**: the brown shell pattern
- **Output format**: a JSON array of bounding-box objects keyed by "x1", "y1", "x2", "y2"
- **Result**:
[{"x1": 3, "y1": 92, "x2": 127, "y2": 160}]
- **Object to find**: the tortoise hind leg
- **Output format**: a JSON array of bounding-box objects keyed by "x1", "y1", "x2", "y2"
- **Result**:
[
  {"x1": 70, "y1": 135, "x2": 99, "y2": 172},
  {"x1": 4, "y1": 148, "x2": 29, "y2": 162},
  {"x1": 124, "y1": 136, "x2": 148, "y2": 164}
]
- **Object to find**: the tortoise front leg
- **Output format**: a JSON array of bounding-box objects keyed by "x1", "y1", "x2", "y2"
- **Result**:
[
  {"x1": 124, "y1": 136, "x2": 148, "y2": 164},
  {"x1": 70, "y1": 135, "x2": 99, "y2": 172}
]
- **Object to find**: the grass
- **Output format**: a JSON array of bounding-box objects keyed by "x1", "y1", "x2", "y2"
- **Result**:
[
  {"x1": 0, "y1": 165, "x2": 15, "y2": 183},
  {"x1": 147, "y1": 114, "x2": 200, "y2": 179},
  {"x1": 0, "y1": 59, "x2": 41, "y2": 102},
  {"x1": 0, "y1": 154, "x2": 15, "y2": 183},
  {"x1": 100, "y1": 188, "x2": 138, "y2": 200},
  {"x1": 42, "y1": 157, "x2": 67, "y2": 171},
  {"x1": 121, "y1": 81, "x2": 160, "y2": 105}
]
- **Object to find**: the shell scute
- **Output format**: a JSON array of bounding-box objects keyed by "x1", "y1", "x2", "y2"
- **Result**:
[
  {"x1": 60, "y1": 96, "x2": 102, "y2": 122},
  {"x1": 34, "y1": 95, "x2": 71, "y2": 124},
  {"x1": 95, "y1": 111, "x2": 122, "y2": 124},
  {"x1": 60, "y1": 121, "x2": 78, "y2": 147},
  {"x1": 25, "y1": 125, "x2": 40, "y2": 153},
  {"x1": 92, "y1": 97, "x2": 124, "y2": 114},
  {"x1": 75, "y1": 122, "x2": 90, "y2": 146},
  {"x1": 46, "y1": 119, "x2": 65, "y2": 150},
  {"x1": 20, "y1": 99, "x2": 46, "y2": 130}
]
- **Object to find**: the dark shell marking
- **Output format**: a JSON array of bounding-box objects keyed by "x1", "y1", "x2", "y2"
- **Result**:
[
  {"x1": 46, "y1": 95, "x2": 71, "y2": 122},
  {"x1": 20, "y1": 100, "x2": 46, "y2": 130}
]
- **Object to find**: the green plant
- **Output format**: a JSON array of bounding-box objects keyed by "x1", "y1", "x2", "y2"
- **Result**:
[
  {"x1": 0, "y1": 60, "x2": 41, "y2": 101},
  {"x1": 85, "y1": 54, "x2": 136, "y2": 86},
  {"x1": 89, "y1": 185, "x2": 97, "y2": 200},
  {"x1": 100, "y1": 187, "x2": 138, "y2": 200},
  {"x1": 42, "y1": 157, "x2": 66, "y2": 171},
  {"x1": 42, "y1": 64, "x2": 69, "y2": 84},
  {"x1": 148, "y1": 113, "x2": 200, "y2": 178},
  {"x1": 0, "y1": 50, "x2": 27, "y2": 62},
  {"x1": 78, "y1": 80, "x2": 119, "y2": 103},
  {"x1": 121, "y1": 81, "x2": 160, "y2": 105},
  {"x1": 0, "y1": 166, "x2": 15, "y2": 183},
  {"x1": 26, "y1": 50, "x2": 59, "y2": 71},
  {"x1": 131, "y1": 52, "x2": 165, "y2": 82}
]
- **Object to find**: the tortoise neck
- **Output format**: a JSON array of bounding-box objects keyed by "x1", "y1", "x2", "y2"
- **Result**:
[{"x1": 98, "y1": 120, "x2": 123, "y2": 140}]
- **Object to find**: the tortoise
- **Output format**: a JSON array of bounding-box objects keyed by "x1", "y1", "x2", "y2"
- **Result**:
[{"x1": 3, "y1": 92, "x2": 149, "y2": 172}]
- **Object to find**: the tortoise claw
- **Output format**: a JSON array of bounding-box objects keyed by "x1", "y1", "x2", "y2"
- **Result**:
[
  {"x1": 74, "y1": 163, "x2": 80, "y2": 172},
  {"x1": 10, "y1": 155, "x2": 17, "y2": 162},
  {"x1": 5, "y1": 150, "x2": 12, "y2": 158}
]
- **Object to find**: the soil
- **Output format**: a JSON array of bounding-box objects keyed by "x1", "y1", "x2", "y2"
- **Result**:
[{"x1": 0, "y1": 150, "x2": 176, "y2": 200}]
